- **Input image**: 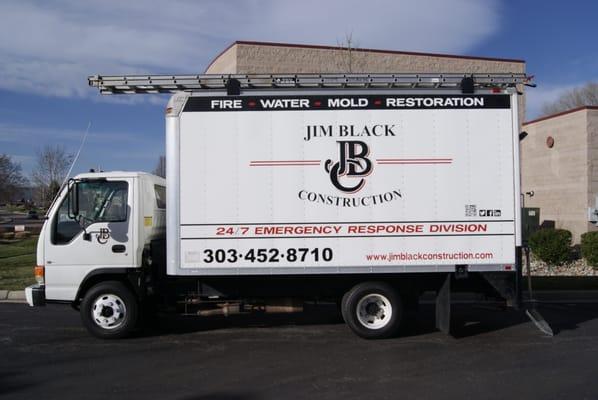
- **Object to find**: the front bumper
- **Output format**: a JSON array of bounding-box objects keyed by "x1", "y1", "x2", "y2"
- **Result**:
[{"x1": 25, "y1": 284, "x2": 46, "y2": 307}]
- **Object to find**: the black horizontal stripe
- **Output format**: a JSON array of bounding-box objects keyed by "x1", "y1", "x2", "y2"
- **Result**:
[{"x1": 183, "y1": 94, "x2": 510, "y2": 112}]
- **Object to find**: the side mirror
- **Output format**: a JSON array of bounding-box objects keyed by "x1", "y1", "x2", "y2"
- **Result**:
[{"x1": 67, "y1": 179, "x2": 80, "y2": 219}]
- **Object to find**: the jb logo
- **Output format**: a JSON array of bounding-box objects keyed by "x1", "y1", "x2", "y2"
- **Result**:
[
  {"x1": 325, "y1": 141, "x2": 373, "y2": 193},
  {"x1": 96, "y1": 228, "x2": 111, "y2": 244}
]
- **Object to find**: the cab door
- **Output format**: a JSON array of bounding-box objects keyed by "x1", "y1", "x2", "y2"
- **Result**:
[{"x1": 44, "y1": 178, "x2": 135, "y2": 301}]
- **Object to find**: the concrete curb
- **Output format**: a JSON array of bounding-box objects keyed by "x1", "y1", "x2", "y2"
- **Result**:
[
  {"x1": 420, "y1": 290, "x2": 598, "y2": 304},
  {"x1": 0, "y1": 290, "x2": 26, "y2": 303},
  {"x1": 530, "y1": 290, "x2": 598, "y2": 302}
]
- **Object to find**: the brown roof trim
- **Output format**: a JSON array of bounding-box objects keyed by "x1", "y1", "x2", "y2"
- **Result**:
[
  {"x1": 523, "y1": 106, "x2": 598, "y2": 126},
  {"x1": 205, "y1": 40, "x2": 526, "y2": 71}
]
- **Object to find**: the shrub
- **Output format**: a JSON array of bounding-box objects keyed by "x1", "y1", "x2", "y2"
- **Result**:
[
  {"x1": 581, "y1": 231, "x2": 598, "y2": 268},
  {"x1": 528, "y1": 228, "x2": 572, "y2": 265}
]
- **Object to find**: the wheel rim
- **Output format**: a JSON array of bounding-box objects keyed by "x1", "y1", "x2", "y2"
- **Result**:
[
  {"x1": 91, "y1": 294, "x2": 127, "y2": 330},
  {"x1": 356, "y1": 293, "x2": 392, "y2": 330}
]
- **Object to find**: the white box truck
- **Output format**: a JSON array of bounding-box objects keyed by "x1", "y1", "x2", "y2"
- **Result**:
[{"x1": 26, "y1": 73, "x2": 529, "y2": 339}]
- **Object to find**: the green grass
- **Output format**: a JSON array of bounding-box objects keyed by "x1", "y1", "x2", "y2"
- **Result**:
[
  {"x1": 0, "y1": 236, "x2": 38, "y2": 290},
  {"x1": 4, "y1": 204, "x2": 27, "y2": 213},
  {"x1": 0, "y1": 236, "x2": 38, "y2": 258}
]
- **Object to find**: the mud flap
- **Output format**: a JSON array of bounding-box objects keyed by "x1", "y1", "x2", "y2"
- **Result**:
[
  {"x1": 435, "y1": 273, "x2": 451, "y2": 334},
  {"x1": 523, "y1": 247, "x2": 554, "y2": 336},
  {"x1": 526, "y1": 307, "x2": 554, "y2": 336},
  {"x1": 480, "y1": 271, "x2": 518, "y2": 307}
]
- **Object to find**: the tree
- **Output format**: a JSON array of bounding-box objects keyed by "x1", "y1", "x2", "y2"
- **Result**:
[
  {"x1": 0, "y1": 154, "x2": 27, "y2": 203},
  {"x1": 334, "y1": 32, "x2": 366, "y2": 73},
  {"x1": 32, "y1": 145, "x2": 73, "y2": 207},
  {"x1": 153, "y1": 155, "x2": 166, "y2": 178},
  {"x1": 541, "y1": 82, "x2": 598, "y2": 116}
]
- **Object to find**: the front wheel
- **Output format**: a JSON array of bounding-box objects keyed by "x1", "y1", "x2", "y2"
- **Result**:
[
  {"x1": 341, "y1": 282, "x2": 403, "y2": 339},
  {"x1": 80, "y1": 281, "x2": 139, "y2": 339}
]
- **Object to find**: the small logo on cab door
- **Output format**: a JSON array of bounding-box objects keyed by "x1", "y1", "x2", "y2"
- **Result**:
[{"x1": 96, "y1": 228, "x2": 111, "y2": 244}]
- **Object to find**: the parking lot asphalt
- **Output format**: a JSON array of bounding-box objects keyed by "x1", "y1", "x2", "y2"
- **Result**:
[{"x1": 2, "y1": 301, "x2": 598, "y2": 400}]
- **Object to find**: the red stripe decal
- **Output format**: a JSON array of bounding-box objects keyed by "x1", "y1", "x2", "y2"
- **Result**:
[
  {"x1": 250, "y1": 163, "x2": 321, "y2": 167},
  {"x1": 250, "y1": 160, "x2": 321, "y2": 163}
]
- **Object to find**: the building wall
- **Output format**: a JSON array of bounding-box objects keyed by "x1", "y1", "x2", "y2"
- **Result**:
[
  {"x1": 206, "y1": 41, "x2": 527, "y2": 122},
  {"x1": 586, "y1": 110, "x2": 598, "y2": 234},
  {"x1": 521, "y1": 109, "x2": 596, "y2": 243},
  {"x1": 206, "y1": 44, "x2": 237, "y2": 74},
  {"x1": 232, "y1": 43, "x2": 525, "y2": 74}
]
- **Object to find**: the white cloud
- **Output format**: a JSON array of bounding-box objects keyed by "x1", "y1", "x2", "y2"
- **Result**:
[{"x1": 0, "y1": 0, "x2": 501, "y2": 98}]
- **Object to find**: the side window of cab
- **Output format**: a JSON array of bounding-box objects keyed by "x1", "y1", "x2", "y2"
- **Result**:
[
  {"x1": 154, "y1": 185, "x2": 166, "y2": 209},
  {"x1": 52, "y1": 180, "x2": 129, "y2": 245},
  {"x1": 52, "y1": 195, "x2": 82, "y2": 245}
]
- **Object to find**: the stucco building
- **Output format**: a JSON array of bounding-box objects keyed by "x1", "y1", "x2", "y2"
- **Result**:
[
  {"x1": 521, "y1": 106, "x2": 598, "y2": 243},
  {"x1": 206, "y1": 41, "x2": 526, "y2": 75}
]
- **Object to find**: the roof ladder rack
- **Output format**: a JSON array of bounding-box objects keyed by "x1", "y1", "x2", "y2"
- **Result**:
[{"x1": 88, "y1": 73, "x2": 531, "y2": 95}]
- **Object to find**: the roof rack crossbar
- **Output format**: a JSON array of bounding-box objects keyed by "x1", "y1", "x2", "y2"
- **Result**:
[{"x1": 88, "y1": 73, "x2": 530, "y2": 94}]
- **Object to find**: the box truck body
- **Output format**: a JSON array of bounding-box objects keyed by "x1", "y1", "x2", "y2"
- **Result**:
[
  {"x1": 169, "y1": 91, "x2": 520, "y2": 275},
  {"x1": 26, "y1": 74, "x2": 527, "y2": 339}
]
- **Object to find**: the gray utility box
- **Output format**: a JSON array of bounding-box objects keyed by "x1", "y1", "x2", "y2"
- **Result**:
[{"x1": 521, "y1": 207, "x2": 540, "y2": 245}]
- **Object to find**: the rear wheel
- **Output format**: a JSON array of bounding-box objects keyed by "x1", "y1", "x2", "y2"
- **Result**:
[
  {"x1": 80, "y1": 281, "x2": 139, "y2": 339},
  {"x1": 342, "y1": 282, "x2": 403, "y2": 339}
]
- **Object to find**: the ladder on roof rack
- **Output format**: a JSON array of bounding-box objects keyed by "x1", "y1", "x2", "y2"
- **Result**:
[{"x1": 88, "y1": 73, "x2": 531, "y2": 95}]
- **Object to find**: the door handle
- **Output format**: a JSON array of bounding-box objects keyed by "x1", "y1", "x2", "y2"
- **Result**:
[{"x1": 112, "y1": 245, "x2": 126, "y2": 253}]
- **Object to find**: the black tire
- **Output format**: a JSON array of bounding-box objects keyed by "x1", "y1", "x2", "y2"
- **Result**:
[
  {"x1": 80, "y1": 281, "x2": 139, "y2": 339},
  {"x1": 340, "y1": 290, "x2": 351, "y2": 323},
  {"x1": 341, "y1": 282, "x2": 403, "y2": 339}
]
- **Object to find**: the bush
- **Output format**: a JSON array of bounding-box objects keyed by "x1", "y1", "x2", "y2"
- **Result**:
[
  {"x1": 528, "y1": 228, "x2": 572, "y2": 265},
  {"x1": 581, "y1": 231, "x2": 598, "y2": 268}
]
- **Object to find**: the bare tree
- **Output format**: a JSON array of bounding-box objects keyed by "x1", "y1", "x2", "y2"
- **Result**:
[
  {"x1": 0, "y1": 154, "x2": 27, "y2": 203},
  {"x1": 32, "y1": 145, "x2": 73, "y2": 207},
  {"x1": 153, "y1": 155, "x2": 166, "y2": 178},
  {"x1": 334, "y1": 32, "x2": 366, "y2": 73},
  {"x1": 541, "y1": 82, "x2": 598, "y2": 116}
]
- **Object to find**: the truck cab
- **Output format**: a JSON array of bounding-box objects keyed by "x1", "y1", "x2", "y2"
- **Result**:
[{"x1": 26, "y1": 171, "x2": 165, "y2": 337}]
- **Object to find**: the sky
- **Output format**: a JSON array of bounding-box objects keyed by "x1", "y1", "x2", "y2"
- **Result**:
[{"x1": 0, "y1": 0, "x2": 596, "y2": 179}]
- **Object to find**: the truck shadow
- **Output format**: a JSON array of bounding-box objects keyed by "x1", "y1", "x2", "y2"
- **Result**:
[
  {"x1": 449, "y1": 302, "x2": 598, "y2": 338},
  {"x1": 140, "y1": 301, "x2": 598, "y2": 339},
  {"x1": 143, "y1": 302, "x2": 347, "y2": 337},
  {"x1": 178, "y1": 393, "x2": 261, "y2": 400}
]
